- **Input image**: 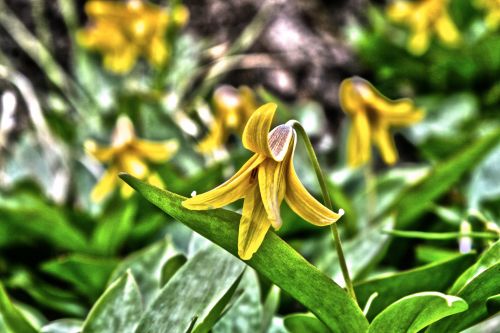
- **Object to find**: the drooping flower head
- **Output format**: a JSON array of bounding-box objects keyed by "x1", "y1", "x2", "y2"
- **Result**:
[
  {"x1": 197, "y1": 85, "x2": 258, "y2": 154},
  {"x1": 184, "y1": 103, "x2": 343, "y2": 260},
  {"x1": 387, "y1": 0, "x2": 461, "y2": 55},
  {"x1": 340, "y1": 77, "x2": 424, "y2": 167},
  {"x1": 77, "y1": 0, "x2": 188, "y2": 74},
  {"x1": 474, "y1": 0, "x2": 500, "y2": 30},
  {"x1": 85, "y1": 115, "x2": 178, "y2": 202}
]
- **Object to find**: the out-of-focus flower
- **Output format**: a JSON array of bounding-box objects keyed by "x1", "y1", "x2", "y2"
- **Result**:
[
  {"x1": 77, "y1": 0, "x2": 189, "y2": 74},
  {"x1": 197, "y1": 85, "x2": 258, "y2": 154},
  {"x1": 184, "y1": 103, "x2": 343, "y2": 260},
  {"x1": 340, "y1": 77, "x2": 424, "y2": 167},
  {"x1": 85, "y1": 115, "x2": 178, "y2": 202},
  {"x1": 475, "y1": 0, "x2": 500, "y2": 30},
  {"x1": 387, "y1": 0, "x2": 461, "y2": 55}
]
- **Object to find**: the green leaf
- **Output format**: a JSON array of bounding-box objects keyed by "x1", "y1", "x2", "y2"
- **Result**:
[
  {"x1": 159, "y1": 253, "x2": 187, "y2": 287},
  {"x1": 449, "y1": 240, "x2": 499, "y2": 294},
  {"x1": 120, "y1": 174, "x2": 369, "y2": 332},
  {"x1": 82, "y1": 271, "x2": 142, "y2": 333},
  {"x1": 427, "y1": 263, "x2": 500, "y2": 332},
  {"x1": 368, "y1": 292, "x2": 468, "y2": 333},
  {"x1": 486, "y1": 295, "x2": 500, "y2": 314},
  {"x1": 383, "y1": 129, "x2": 500, "y2": 228},
  {"x1": 136, "y1": 245, "x2": 245, "y2": 333},
  {"x1": 355, "y1": 253, "x2": 475, "y2": 320},
  {"x1": 90, "y1": 202, "x2": 137, "y2": 256},
  {"x1": 0, "y1": 282, "x2": 37, "y2": 333},
  {"x1": 213, "y1": 269, "x2": 263, "y2": 333},
  {"x1": 109, "y1": 237, "x2": 181, "y2": 306},
  {"x1": 41, "y1": 255, "x2": 118, "y2": 302},
  {"x1": 40, "y1": 319, "x2": 83, "y2": 333},
  {"x1": 284, "y1": 313, "x2": 331, "y2": 333},
  {"x1": 383, "y1": 229, "x2": 498, "y2": 240}
]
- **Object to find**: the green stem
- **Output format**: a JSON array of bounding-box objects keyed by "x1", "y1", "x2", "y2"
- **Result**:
[{"x1": 290, "y1": 121, "x2": 357, "y2": 304}]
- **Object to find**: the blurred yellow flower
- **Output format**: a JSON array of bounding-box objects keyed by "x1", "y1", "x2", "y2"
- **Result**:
[
  {"x1": 475, "y1": 0, "x2": 500, "y2": 30},
  {"x1": 340, "y1": 77, "x2": 424, "y2": 167},
  {"x1": 387, "y1": 0, "x2": 461, "y2": 55},
  {"x1": 197, "y1": 85, "x2": 258, "y2": 154},
  {"x1": 77, "y1": 0, "x2": 188, "y2": 74},
  {"x1": 184, "y1": 103, "x2": 343, "y2": 260},
  {"x1": 85, "y1": 115, "x2": 178, "y2": 202}
]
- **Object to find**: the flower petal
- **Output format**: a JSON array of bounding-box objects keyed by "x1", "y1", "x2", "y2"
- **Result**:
[
  {"x1": 347, "y1": 112, "x2": 371, "y2": 167},
  {"x1": 339, "y1": 78, "x2": 364, "y2": 115},
  {"x1": 285, "y1": 141, "x2": 343, "y2": 226},
  {"x1": 182, "y1": 153, "x2": 265, "y2": 210},
  {"x1": 372, "y1": 123, "x2": 398, "y2": 165},
  {"x1": 258, "y1": 157, "x2": 287, "y2": 230},
  {"x1": 377, "y1": 101, "x2": 424, "y2": 126},
  {"x1": 238, "y1": 184, "x2": 272, "y2": 260},
  {"x1": 119, "y1": 152, "x2": 149, "y2": 178},
  {"x1": 133, "y1": 139, "x2": 179, "y2": 162},
  {"x1": 435, "y1": 13, "x2": 460, "y2": 46},
  {"x1": 84, "y1": 140, "x2": 117, "y2": 162},
  {"x1": 91, "y1": 167, "x2": 118, "y2": 202},
  {"x1": 242, "y1": 103, "x2": 276, "y2": 159}
]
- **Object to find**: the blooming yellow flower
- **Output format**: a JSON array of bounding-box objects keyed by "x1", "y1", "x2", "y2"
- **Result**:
[
  {"x1": 85, "y1": 115, "x2": 178, "y2": 202},
  {"x1": 197, "y1": 85, "x2": 258, "y2": 154},
  {"x1": 340, "y1": 77, "x2": 424, "y2": 167},
  {"x1": 387, "y1": 0, "x2": 461, "y2": 55},
  {"x1": 475, "y1": 0, "x2": 500, "y2": 30},
  {"x1": 184, "y1": 103, "x2": 343, "y2": 260},
  {"x1": 77, "y1": 0, "x2": 187, "y2": 74}
]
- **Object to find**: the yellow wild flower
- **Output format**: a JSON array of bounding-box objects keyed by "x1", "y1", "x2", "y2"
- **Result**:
[
  {"x1": 340, "y1": 77, "x2": 424, "y2": 167},
  {"x1": 475, "y1": 0, "x2": 500, "y2": 30},
  {"x1": 77, "y1": 0, "x2": 188, "y2": 74},
  {"x1": 184, "y1": 103, "x2": 343, "y2": 260},
  {"x1": 85, "y1": 115, "x2": 178, "y2": 202},
  {"x1": 197, "y1": 85, "x2": 258, "y2": 154},
  {"x1": 387, "y1": 0, "x2": 461, "y2": 55}
]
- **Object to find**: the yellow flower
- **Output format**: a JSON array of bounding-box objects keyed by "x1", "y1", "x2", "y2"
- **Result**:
[
  {"x1": 184, "y1": 103, "x2": 343, "y2": 260},
  {"x1": 340, "y1": 77, "x2": 424, "y2": 167},
  {"x1": 387, "y1": 0, "x2": 461, "y2": 55},
  {"x1": 85, "y1": 115, "x2": 178, "y2": 202},
  {"x1": 475, "y1": 0, "x2": 500, "y2": 30},
  {"x1": 197, "y1": 85, "x2": 258, "y2": 154},
  {"x1": 77, "y1": 0, "x2": 184, "y2": 73}
]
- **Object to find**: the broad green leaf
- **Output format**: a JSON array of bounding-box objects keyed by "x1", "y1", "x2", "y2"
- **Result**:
[
  {"x1": 316, "y1": 215, "x2": 393, "y2": 284},
  {"x1": 468, "y1": 143, "x2": 500, "y2": 207},
  {"x1": 284, "y1": 313, "x2": 331, "y2": 333},
  {"x1": 159, "y1": 254, "x2": 187, "y2": 287},
  {"x1": 0, "y1": 282, "x2": 37, "y2": 333},
  {"x1": 381, "y1": 129, "x2": 500, "y2": 228},
  {"x1": 260, "y1": 285, "x2": 281, "y2": 333},
  {"x1": 428, "y1": 264, "x2": 500, "y2": 332},
  {"x1": 41, "y1": 255, "x2": 118, "y2": 302},
  {"x1": 0, "y1": 191, "x2": 87, "y2": 251},
  {"x1": 82, "y1": 271, "x2": 142, "y2": 333},
  {"x1": 90, "y1": 202, "x2": 137, "y2": 256},
  {"x1": 416, "y1": 245, "x2": 462, "y2": 264},
  {"x1": 40, "y1": 319, "x2": 83, "y2": 333},
  {"x1": 355, "y1": 253, "x2": 475, "y2": 320},
  {"x1": 135, "y1": 245, "x2": 245, "y2": 333},
  {"x1": 120, "y1": 174, "x2": 369, "y2": 332},
  {"x1": 213, "y1": 269, "x2": 263, "y2": 333},
  {"x1": 368, "y1": 292, "x2": 468, "y2": 333},
  {"x1": 449, "y1": 240, "x2": 499, "y2": 294},
  {"x1": 109, "y1": 237, "x2": 180, "y2": 306},
  {"x1": 461, "y1": 314, "x2": 500, "y2": 333}
]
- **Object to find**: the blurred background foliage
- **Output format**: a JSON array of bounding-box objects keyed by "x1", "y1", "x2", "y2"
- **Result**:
[{"x1": 0, "y1": 0, "x2": 499, "y2": 332}]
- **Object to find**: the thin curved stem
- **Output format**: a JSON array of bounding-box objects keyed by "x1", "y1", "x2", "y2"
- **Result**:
[{"x1": 289, "y1": 121, "x2": 357, "y2": 304}]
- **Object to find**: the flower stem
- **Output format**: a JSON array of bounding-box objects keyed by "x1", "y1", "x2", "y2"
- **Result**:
[{"x1": 290, "y1": 121, "x2": 357, "y2": 304}]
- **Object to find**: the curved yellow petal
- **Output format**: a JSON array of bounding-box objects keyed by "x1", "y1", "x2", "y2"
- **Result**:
[
  {"x1": 387, "y1": 1, "x2": 415, "y2": 21},
  {"x1": 372, "y1": 123, "x2": 398, "y2": 165},
  {"x1": 91, "y1": 167, "x2": 119, "y2": 203},
  {"x1": 84, "y1": 140, "x2": 117, "y2": 162},
  {"x1": 242, "y1": 103, "x2": 276, "y2": 159},
  {"x1": 196, "y1": 119, "x2": 226, "y2": 153},
  {"x1": 285, "y1": 142, "x2": 343, "y2": 226},
  {"x1": 133, "y1": 139, "x2": 179, "y2": 162},
  {"x1": 408, "y1": 30, "x2": 430, "y2": 56},
  {"x1": 347, "y1": 112, "x2": 371, "y2": 167},
  {"x1": 119, "y1": 152, "x2": 149, "y2": 178},
  {"x1": 238, "y1": 184, "x2": 271, "y2": 260},
  {"x1": 435, "y1": 13, "x2": 461, "y2": 46},
  {"x1": 147, "y1": 36, "x2": 169, "y2": 67},
  {"x1": 182, "y1": 153, "x2": 266, "y2": 210},
  {"x1": 258, "y1": 156, "x2": 287, "y2": 230},
  {"x1": 378, "y1": 101, "x2": 424, "y2": 126},
  {"x1": 339, "y1": 78, "x2": 364, "y2": 115}
]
